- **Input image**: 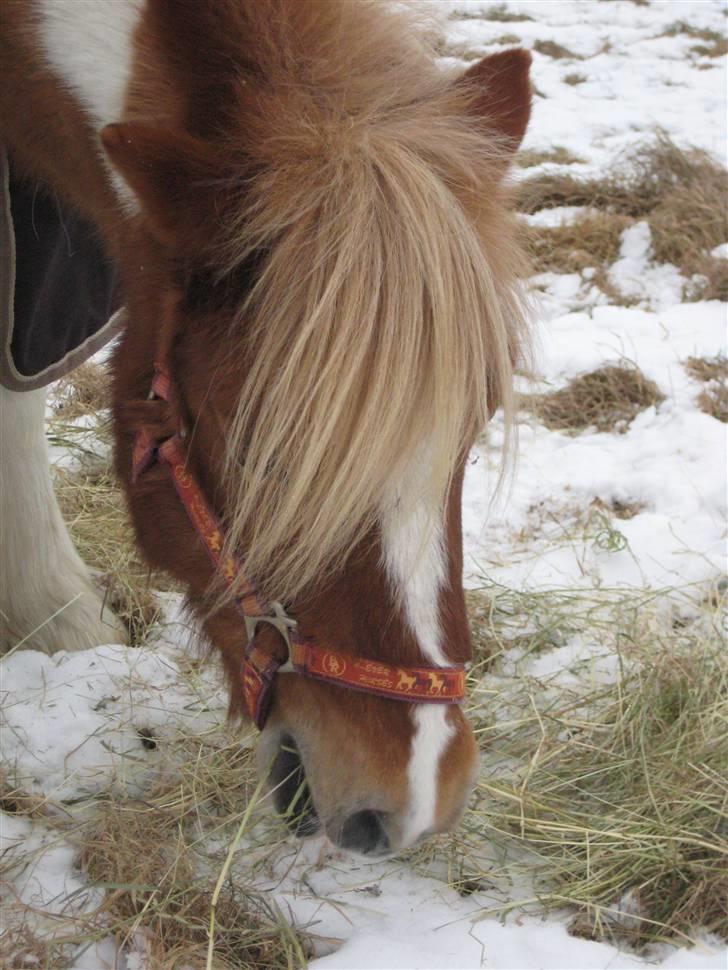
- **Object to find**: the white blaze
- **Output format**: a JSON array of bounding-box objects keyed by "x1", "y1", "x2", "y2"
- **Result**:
[{"x1": 379, "y1": 458, "x2": 453, "y2": 843}]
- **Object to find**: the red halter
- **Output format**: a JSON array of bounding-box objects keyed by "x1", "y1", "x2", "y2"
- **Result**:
[{"x1": 132, "y1": 362, "x2": 466, "y2": 728}]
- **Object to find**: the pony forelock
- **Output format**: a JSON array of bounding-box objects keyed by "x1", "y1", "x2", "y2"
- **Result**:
[{"x1": 208, "y1": 0, "x2": 528, "y2": 602}]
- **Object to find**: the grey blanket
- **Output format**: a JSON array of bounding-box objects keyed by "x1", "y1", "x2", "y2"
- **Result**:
[{"x1": 0, "y1": 148, "x2": 122, "y2": 392}]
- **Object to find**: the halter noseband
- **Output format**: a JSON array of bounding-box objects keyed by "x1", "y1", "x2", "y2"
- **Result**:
[{"x1": 131, "y1": 362, "x2": 466, "y2": 729}]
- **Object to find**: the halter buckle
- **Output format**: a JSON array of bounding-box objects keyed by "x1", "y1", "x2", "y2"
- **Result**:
[{"x1": 244, "y1": 601, "x2": 297, "y2": 667}]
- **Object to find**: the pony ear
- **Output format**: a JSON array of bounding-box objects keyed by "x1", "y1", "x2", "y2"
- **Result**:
[
  {"x1": 459, "y1": 48, "x2": 532, "y2": 150},
  {"x1": 101, "y1": 122, "x2": 226, "y2": 244}
]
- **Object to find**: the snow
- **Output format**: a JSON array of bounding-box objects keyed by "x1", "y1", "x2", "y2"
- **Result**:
[
  {"x1": 607, "y1": 222, "x2": 686, "y2": 310},
  {"x1": 2, "y1": 2, "x2": 726, "y2": 968},
  {"x1": 465, "y1": 297, "x2": 726, "y2": 592},
  {"x1": 521, "y1": 206, "x2": 600, "y2": 228}
]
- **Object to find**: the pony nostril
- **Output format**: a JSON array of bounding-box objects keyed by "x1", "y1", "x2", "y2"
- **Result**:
[
  {"x1": 337, "y1": 810, "x2": 390, "y2": 856},
  {"x1": 269, "y1": 735, "x2": 320, "y2": 837}
]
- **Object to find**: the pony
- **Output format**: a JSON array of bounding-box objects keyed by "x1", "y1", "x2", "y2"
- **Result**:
[{"x1": 0, "y1": 0, "x2": 531, "y2": 856}]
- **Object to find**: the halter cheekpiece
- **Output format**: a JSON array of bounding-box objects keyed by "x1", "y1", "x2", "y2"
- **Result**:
[{"x1": 132, "y1": 362, "x2": 466, "y2": 729}]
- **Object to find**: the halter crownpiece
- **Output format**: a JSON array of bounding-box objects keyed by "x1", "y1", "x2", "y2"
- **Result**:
[{"x1": 132, "y1": 361, "x2": 467, "y2": 729}]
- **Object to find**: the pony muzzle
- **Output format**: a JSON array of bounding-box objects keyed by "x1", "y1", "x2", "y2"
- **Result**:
[{"x1": 263, "y1": 729, "x2": 397, "y2": 857}]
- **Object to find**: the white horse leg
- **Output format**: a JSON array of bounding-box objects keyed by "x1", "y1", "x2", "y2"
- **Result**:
[{"x1": 0, "y1": 384, "x2": 126, "y2": 654}]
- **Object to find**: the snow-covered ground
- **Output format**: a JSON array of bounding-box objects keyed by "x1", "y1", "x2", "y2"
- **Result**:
[{"x1": 2, "y1": 2, "x2": 726, "y2": 968}]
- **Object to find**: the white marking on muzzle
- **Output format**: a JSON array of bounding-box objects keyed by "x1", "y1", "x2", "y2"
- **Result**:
[
  {"x1": 401, "y1": 705, "x2": 454, "y2": 846},
  {"x1": 379, "y1": 460, "x2": 454, "y2": 842},
  {"x1": 38, "y1": 0, "x2": 143, "y2": 206}
]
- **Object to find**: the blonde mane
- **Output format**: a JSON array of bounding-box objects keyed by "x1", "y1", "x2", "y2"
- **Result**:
[{"x1": 213, "y1": 0, "x2": 528, "y2": 600}]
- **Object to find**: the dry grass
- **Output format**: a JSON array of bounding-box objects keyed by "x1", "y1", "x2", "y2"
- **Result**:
[
  {"x1": 80, "y1": 778, "x2": 302, "y2": 968},
  {"x1": 591, "y1": 496, "x2": 644, "y2": 520},
  {"x1": 684, "y1": 354, "x2": 728, "y2": 423},
  {"x1": 533, "y1": 39, "x2": 581, "y2": 60},
  {"x1": 690, "y1": 37, "x2": 728, "y2": 58},
  {"x1": 437, "y1": 41, "x2": 488, "y2": 62},
  {"x1": 53, "y1": 460, "x2": 167, "y2": 645},
  {"x1": 518, "y1": 146, "x2": 583, "y2": 167},
  {"x1": 477, "y1": 4, "x2": 534, "y2": 22},
  {"x1": 48, "y1": 368, "x2": 174, "y2": 645},
  {"x1": 52, "y1": 361, "x2": 110, "y2": 420},
  {"x1": 519, "y1": 133, "x2": 727, "y2": 218},
  {"x1": 523, "y1": 364, "x2": 664, "y2": 433},
  {"x1": 563, "y1": 72, "x2": 587, "y2": 85},
  {"x1": 519, "y1": 133, "x2": 728, "y2": 301},
  {"x1": 518, "y1": 170, "x2": 616, "y2": 215},
  {"x1": 417, "y1": 582, "x2": 728, "y2": 946},
  {"x1": 0, "y1": 925, "x2": 57, "y2": 970},
  {"x1": 661, "y1": 22, "x2": 726, "y2": 55},
  {"x1": 1, "y1": 731, "x2": 307, "y2": 970},
  {"x1": 684, "y1": 354, "x2": 728, "y2": 384},
  {"x1": 492, "y1": 32, "x2": 522, "y2": 45},
  {"x1": 487, "y1": 598, "x2": 728, "y2": 944},
  {"x1": 50, "y1": 360, "x2": 109, "y2": 419},
  {"x1": 525, "y1": 212, "x2": 631, "y2": 273}
]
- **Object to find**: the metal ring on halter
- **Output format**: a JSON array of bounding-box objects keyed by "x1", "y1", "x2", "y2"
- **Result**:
[{"x1": 244, "y1": 601, "x2": 298, "y2": 672}]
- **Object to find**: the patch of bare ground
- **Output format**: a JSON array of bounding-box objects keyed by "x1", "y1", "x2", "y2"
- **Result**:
[
  {"x1": 563, "y1": 72, "x2": 587, "y2": 85},
  {"x1": 518, "y1": 146, "x2": 583, "y2": 167},
  {"x1": 519, "y1": 133, "x2": 728, "y2": 301},
  {"x1": 684, "y1": 354, "x2": 728, "y2": 422},
  {"x1": 523, "y1": 364, "x2": 664, "y2": 433}
]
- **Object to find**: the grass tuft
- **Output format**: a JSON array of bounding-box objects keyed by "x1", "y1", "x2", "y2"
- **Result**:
[
  {"x1": 563, "y1": 72, "x2": 587, "y2": 85},
  {"x1": 479, "y1": 4, "x2": 534, "y2": 22},
  {"x1": 416, "y1": 582, "x2": 728, "y2": 946},
  {"x1": 684, "y1": 354, "x2": 728, "y2": 384},
  {"x1": 0, "y1": 729, "x2": 307, "y2": 970},
  {"x1": 52, "y1": 460, "x2": 167, "y2": 645},
  {"x1": 0, "y1": 925, "x2": 56, "y2": 970},
  {"x1": 684, "y1": 355, "x2": 728, "y2": 422},
  {"x1": 48, "y1": 367, "x2": 175, "y2": 645},
  {"x1": 437, "y1": 41, "x2": 488, "y2": 62},
  {"x1": 690, "y1": 38, "x2": 728, "y2": 58},
  {"x1": 81, "y1": 813, "x2": 296, "y2": 968},
  {"x1": 53, "y1": 361, "x2": 110, "y2": 420},
  {"x1": 492, "y1": 32, "x2": 522, "y2": 45},
  {"x1": 523, "y1": 364, "x2": 664, "y2": 433},
  {"x1": 660, "y1": 22, "x2": 725, "y2": 45},
  {"x1": 519, "y1": 133, "x2": 728, "y2": 301},
  {"x1": 484, "y1": 621, "x2": 728, "y2": 943},
  {"x1": 518, "y1": 146, "x2": 583, "y2": 167},
  {"x1": 533, "y1": 39, "x2": 582, "y2": 60},
  {"x1": 525, "y1": 212, "x2": 630, "y2": 273}
]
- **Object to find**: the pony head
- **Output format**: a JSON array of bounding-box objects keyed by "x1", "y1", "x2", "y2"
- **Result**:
[{"x1": 108, "y1": 0, "x2": 531, "y2": 855}]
